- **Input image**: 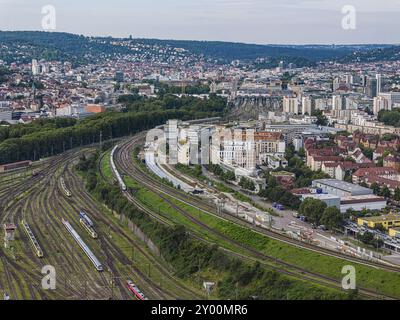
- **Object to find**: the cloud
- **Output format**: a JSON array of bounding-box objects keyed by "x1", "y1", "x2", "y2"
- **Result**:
[{"x1": 0, "y1": 0, "x2": 399, "y2": 44}]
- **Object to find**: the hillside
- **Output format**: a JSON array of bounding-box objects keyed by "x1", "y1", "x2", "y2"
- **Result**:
[{"x1": 0, "y1": 31, "x2": 394, "y2": 67}]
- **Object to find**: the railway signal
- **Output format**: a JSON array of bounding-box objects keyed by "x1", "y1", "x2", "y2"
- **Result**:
[{"x1": 3, "y1": 223, "x2": 16, "y2": 249}]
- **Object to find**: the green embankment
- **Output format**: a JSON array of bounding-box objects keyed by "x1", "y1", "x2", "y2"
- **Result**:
[{"x1": 128, "y1": 155, "x2": 400, "y2": 298}]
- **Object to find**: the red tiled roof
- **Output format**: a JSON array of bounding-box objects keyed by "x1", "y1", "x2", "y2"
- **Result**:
[
  {"x1": 313, "y1": 156, "x2": 343, "y2": 162},
  {"x1": 353, "y1": 167, "x2": 397, "y2": 177},
  {"x1": 366, "y1": 176, "x2": 400, "y2": 190}
]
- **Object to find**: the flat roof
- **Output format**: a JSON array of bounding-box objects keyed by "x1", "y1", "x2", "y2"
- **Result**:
[
  {"x1": 359, "y1": 214, "x2": 400, "y2": 222},
  {"x1": 302, "y1": 193, "x2": 340, "y2": 200},
  {"x1": 341, "y1": 195, "x2": 387, "y2": 205},
  {"x1": 313, "y1": 179, "x2": 373, "y2": 195}
]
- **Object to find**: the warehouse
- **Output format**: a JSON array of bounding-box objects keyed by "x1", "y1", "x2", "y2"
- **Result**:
[
  {"x1": 340, "y1": 195, "x2": 387, "y2": 213},
  {"x1": 301, "y1": 193, "x2": 387, "y2": 213},
  {"x1": 0, "y1": 160, "x2": 32, "y2": 173},
  {"x1": 301, "y1": 193, "x2": 341, "y2": 209},
  {"x1": 358, "y1": 214, "x2": 400, "y2": 230},
  {"x1": 312, "y1": 179, "x2": 373, "y2": 197}
]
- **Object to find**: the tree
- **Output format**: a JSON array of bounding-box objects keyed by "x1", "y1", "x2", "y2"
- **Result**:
[
  {"x1": 239, "y1": 177, "x2": 256, "y2": 191},
  {"x1": 320, "y1": 206, "x2": 343, "y2": 230},
  {"x1": 298, "y1": 148, "x2": 306, "y2": 158},
  {"x1": 381, "y1": 186, "x2": 391, "y2": 198},
  {"x1": 357, "y1": 231, "x2": 374, "y2": 245},
  {"x1": 285, "y1": 143, "x2": 295, "y2": 162},
  {"x1": 312, "y1": 110, "x2": 328, "y2": 126},
  {"x1": 371, "y1": 183, "x2": 380, "y2": 195},
  {"x1": 299, "y1": 198, "x2": 327, "y2": 225},
  {"x1": 344, "y1": 172, "x2": 353, "y2": 183},
  {"x1": 267, "y1": 176, "x2": 278, "y2": 188},
  {"x1": 394, "y1": 188, "x2": 400, "y2": 201}
]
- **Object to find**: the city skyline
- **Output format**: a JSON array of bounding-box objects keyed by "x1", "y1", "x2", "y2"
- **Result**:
[{"x1": 0, "y1": 0, "x2": 399, "y2": 45}]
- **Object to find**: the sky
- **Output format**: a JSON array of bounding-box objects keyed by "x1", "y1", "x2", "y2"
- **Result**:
[{"x1": 0, "y1": 0, "x2": 399, "y2": 44}]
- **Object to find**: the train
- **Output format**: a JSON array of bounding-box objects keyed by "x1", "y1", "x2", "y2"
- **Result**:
[
  {"x1": 60, "y1": 177, "x2": 72, "y2": 197},
  {"x1": 79, "y1": 211, "x2": 94, "y2": 227},
  {"x1": 21, "y1": 220, "x2": 44, "y2": 258},
  {"x1": 61, "y1": 218, "x2": 103, "y2": 272},
  {"x1": 80, "y1": 218, "x2": 98, "y2": 239},
  {"x1": 110, "y1": 145, "x2": 127, "y2": 191},
  {"x1": 126, "y1": 280, "x2": 148, "y2": 300}
]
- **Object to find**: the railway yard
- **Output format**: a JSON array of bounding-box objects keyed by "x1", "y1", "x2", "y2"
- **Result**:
[
  {"x1": 0, "y1": 144, "x2": 202, "y2": 300},
  {"x1": 2, "y1": 132, "x2": 400, "y2": 300}
]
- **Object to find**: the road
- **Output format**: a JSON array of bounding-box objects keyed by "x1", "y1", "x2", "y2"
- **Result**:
[{"x1": 112, "y1": 134, "x2": 400, "y2": 300}]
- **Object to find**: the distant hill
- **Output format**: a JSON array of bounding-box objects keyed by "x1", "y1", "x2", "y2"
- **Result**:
[
  {"x1": 0, "y1": 31, "x2": 394, "y2": 67},
  {"x1": 339, "y1": 45, "x2": 400, "y2": 63}
]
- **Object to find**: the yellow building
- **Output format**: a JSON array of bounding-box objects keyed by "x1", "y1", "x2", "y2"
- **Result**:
[
  {"x1": 357, "y1": 214, "x2": 400, "y2": 230},
  {"x1": 389, "y1": 227, "x2": 400, "y2": 238}
]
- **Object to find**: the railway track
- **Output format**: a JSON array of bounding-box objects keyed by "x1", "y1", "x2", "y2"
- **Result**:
[
  {"x1": 0, "y1": 147, "x2": 165, "y2": 300},
  {"x1": 86, "y1": 154, "x2": 202, "y2": 299},
  {"x1": 116, "y1": 135, "x2": 400, "y2": 273},
  {"x1": 112, "y1": 134, "x2": 400, "y2": 300}
]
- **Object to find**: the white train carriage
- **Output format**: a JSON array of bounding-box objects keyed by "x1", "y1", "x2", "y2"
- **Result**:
[
  {"x1": 110, "y1": 145, "x2": 127, "y2": 191},
  {"x1": 60, "y1": 177, "x2": 72, "y2": 197},
  {"x1": 21, "y1": 220, "x2": 44, "y2": 258},
  {"x1": 61, "y1": 219, "x2": 103, "y2": 271}
]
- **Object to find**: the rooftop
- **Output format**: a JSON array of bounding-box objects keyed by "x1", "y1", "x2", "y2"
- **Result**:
[
  {"x1": 341, "y1": 195, "x2": 386, "y2": 205},
  {"x1": 313, "y1": 179, "x2": 372, "y2": 195},
  {"x1": 302, "y1": 193, "x2": 340, "y2": 201},
  {"x1": 359, "y1": 214, "x2": 400, "y2": 223}
]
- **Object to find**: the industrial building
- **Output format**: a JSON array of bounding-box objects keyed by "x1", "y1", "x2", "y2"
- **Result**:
[
  {"x1": 0, "y1": 160, "x2": 31, "y2": 173},
  {"x1": 340, "y1": 195, "x2": 387, "y2": 213},
  {"x1": 303, "y1": 179, "x2": 386, "y2": 213},
  {"x1": 312, "y1": 179, "x2": 373, "y2": 197},
  {"x1": 357, "y1": 214, "x2": 400, "y2": 230},
  {"x1": 302, "y1": 193, "x2": 341, "y2": 208}
]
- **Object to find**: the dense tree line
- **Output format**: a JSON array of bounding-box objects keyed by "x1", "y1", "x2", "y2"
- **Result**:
[
  {"x1": 140, "y1": 38, "x2": 357, "y2": 62},
  {"x1": 258, "y1": 175, "x2": 302, "y2": 210},
  {"x1": 153, "y1": 82, "x2": 210, "y2": 95},
  {"x1": 0, "y1": 118, "x2": 77, "y2": 144},
  {"x1": 378, "y1": 109, "x2": 400, "y2": 127},
  {"x1": 77, "y1": 153, "x2": 349, "y2": 300},
  {"x1": 283, "y1": 151, "x2": 330, "y2": 188},
  {"x1": 0, "y1": 109, "x2": 188, "y2": 164},
  {"x1": 0, "y1": 95, "x2": 226, "y2": 165},
  {"x1": 124, "y1": 93, "x2": 226, "y2": 117},
  {"x1": 206, "y1": 164, "x2": 236, "y2": 181},
  {"x1": 299, "y1": 198, "x2": 343, "y2": 230},
  {"x1": 239, "y1": 177, "x2": 256, "y2": 192}
]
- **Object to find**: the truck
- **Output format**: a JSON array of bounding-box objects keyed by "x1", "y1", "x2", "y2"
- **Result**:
[{"x1": 276, "y1": 204, "x2": 285, "y2": 211}]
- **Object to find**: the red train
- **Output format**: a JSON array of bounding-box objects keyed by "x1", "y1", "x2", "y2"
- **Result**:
[{"x1": 126, "y1": 280, "x2": 148, "y2": 300}]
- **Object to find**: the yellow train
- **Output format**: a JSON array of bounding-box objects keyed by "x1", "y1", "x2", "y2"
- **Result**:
[
  {"x1": 60, "y1": 177, "x2": 72, "y2": 197},
  {"x1": 80, "y1": 219, "x2": 98, "y2": 239},
  {"x1": 21, "y1": 220, "x2": 44, "y2": 258}
]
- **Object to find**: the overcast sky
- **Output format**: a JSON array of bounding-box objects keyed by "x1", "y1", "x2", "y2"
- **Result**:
[{"x1": 0, "y1": 0, "x2": 399, "y2": 44}]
